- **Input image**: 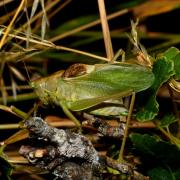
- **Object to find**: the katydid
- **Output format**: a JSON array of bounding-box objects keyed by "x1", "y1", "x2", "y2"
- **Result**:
[{"x1": 31, "y1": 62, "x2": 154, "y2": 127}]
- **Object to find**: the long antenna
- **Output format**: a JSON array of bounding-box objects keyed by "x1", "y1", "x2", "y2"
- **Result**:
[{"x1": 23, "y1": 61, "x2": 31, "y2": 82}]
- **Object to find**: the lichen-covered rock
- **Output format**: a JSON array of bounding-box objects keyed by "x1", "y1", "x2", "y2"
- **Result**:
[{"x1": 19, "y1": 117, "x2": 101, "y2": 179}]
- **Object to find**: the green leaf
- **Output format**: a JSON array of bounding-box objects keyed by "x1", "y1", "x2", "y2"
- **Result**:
[
  {"x1": 174, "y1": 168, "x2": 180, "y2": 180},
  {"x1": 160, "y1": 113, "x2": 177, "y2": 127},
  {"x1": 173, "y1": 53, "x2": 180, "y2": 79},
  {"x1": 130, "y1": 133, "x2": 180, "y2": 180},
  {"x1": 107, "y1": 167, "x2": 120, "y2": 175},
  {"x1": 162, "y1": 47, "x2": 180, "y2": 79},
  {"x1": 136, "y1": 56, "x2": 175, "y2": 121},
  {"x1": 163, "y1": 47, "x2": 180, "y2": 79},
  {"x1": 162, "y1": 47, "x2": 179, "y2": 60},
  {"x1": 130, "y1": 133, "x2": 180, "y2": 165},
  {"x1": 148, "y1": 167, "x2": 176, "y2": 180},
  {"x1": 0, "y1": 156, "x2": 13, "y2": 180}
]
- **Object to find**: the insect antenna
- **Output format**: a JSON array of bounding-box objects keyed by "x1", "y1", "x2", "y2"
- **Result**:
[{"x1": 22, "y1": 60, "x2": 31, "y2": 83}]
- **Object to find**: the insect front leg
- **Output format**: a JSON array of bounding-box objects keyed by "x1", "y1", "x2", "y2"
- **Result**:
[{"x1": 59, "y1": 101, "x2": 81, "y2": 130}]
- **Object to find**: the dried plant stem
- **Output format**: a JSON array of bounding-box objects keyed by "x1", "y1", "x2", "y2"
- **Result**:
[
  {"x1": 0, "y1": 0, "x2": 25, "y2": 49},
  {"x1": 156, "y1": 124, "x2": 180, "y2": 148},
  {"x1": 0, "y1": 119, "x2": 156, "y2": 130},
  {"x1": 19, "y1": 0, "x2": 60, "y2": 31},
  {"x1": 0, "y1": 124, "x2": 19, "y2": 130},
  {"x1": 54, "y1": 44, "x2": 109, "y2": 61},
  {"x1": 118, "y1": 92, "x2": 136, "y2": 161},
  {"x1": 6, "y1": 29, "x2": 105, "y2": 61},
  {"x1": 0, "y1": 8, "x2": 17, "y2": 24},
  {"x1": 10, "y1": 105, "x2": 28, "y2": 119},
  {"x1": 2, "y1": 129, "x2": 29, "y2": 145},
  {"x1": 1, "y1": 30, "x2": 109, "y2": 61},
  {"x1": 0, "y1": 121, "x2": 75, "y2": 130},
  {"x1": 98, "y1": 0, "x2": 114, "y2": 60},
  {"x1": 0, "y1": 92, "x2": 36, "y2": 104},
  {"x1": 130, "y1": 120, "x2": 156, "y2": 128},
  {"x1": 0, "y1": 105, "x2": 16, "y2": 115},
  {"x1": 2, "y1": 0, "x2": 60, "y2": 47},
  {"x1": 0, "y1": 0, "x2": 13, "y2": 7}
]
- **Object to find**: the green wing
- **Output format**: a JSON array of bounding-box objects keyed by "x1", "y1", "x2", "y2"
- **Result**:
[
  {"x1": 66, "y1": 90, "x2": 132, "y2": 111},
  {"x1": 56, "y1": 63, "x2": 154, "y2": 111},
  {"x1": 68, "y1": 63, "x2": 154, "y2": 93}
]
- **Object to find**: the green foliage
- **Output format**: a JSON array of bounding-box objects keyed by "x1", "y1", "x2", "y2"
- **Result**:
[
  {"x1": 130, "y1": 133, "x2": 180, "y2": 180},
  {"x1": 162, "y1": 47, "x2": 179, "y2": 60},
  {"x1": 148, "y1": 167, "x2": 177, "y2": 180},
  {"x1": 160, "y1": 113, "x2": 177, "y2": 127},
  {"x1": 130, "y1": 133, "x2": 180, "y2": 164},
  {"x1": 0, "y1": 156, "x2": 13, "y2": 180},
  {"x1": 173, "y1": 53, "x2": 180, "y2": 79},
  {"x1": 162, "y1": 47, "x2": 180, "y2": 80},
  {"x1": 136, "y1": 56, "x2": 174, "y2": 120},
  {"x1": 136, "y1": 47, "x2": 180, "y2": 121},
  {"x1": 174, "y1": 169, "x2": 180, "y2": 180}
]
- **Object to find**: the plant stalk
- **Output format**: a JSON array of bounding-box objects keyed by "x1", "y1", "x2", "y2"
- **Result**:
[{"x1": 118, "y1": 92, "x2": 136, "y2": 161}]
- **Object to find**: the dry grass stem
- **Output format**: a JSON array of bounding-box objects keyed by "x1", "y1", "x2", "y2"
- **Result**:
[
  {"x1": 0, "y1": 0, "x2": 26, "y2": 49},
  {"x1": 1, "y1": 29, "x2": 109, "y2": 61},
  {"x1": 98, "y1": 0, "x2": 114, "y2": 59},
  {"x1": 0, "y1": 0, "x2": 13, "y2": 7}
]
